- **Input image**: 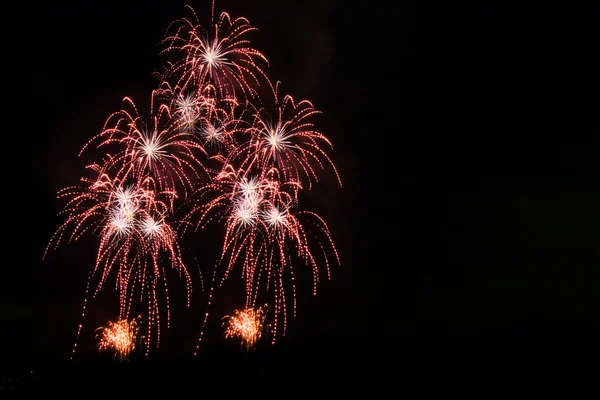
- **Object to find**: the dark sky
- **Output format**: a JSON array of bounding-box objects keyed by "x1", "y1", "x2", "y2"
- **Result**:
[{"x1": 4, "y1": 0, "x2": 600, "y2": 389}]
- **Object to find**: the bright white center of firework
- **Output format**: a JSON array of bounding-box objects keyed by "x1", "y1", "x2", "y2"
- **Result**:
[
  {"x1": 239, "y1": 177, "x2": 259, "y2": 197},
  {"x1": 176, "y1": 94, "x2": 196, "y2": 111},
  {"x1": 115, "y1": 187, "x2": 136, "y2": 208},
  {"x1": 234, "y1": 178, "x2": 262, "y2": 227},
  {"x1": 142, "y1": 142, "x2": 158, "y2": 158},
  {"x1": 263, "y1": 127, "x2": 290, "y2": 155},
  {"x1": 176, "y1": 94, "x2": 199, "y2": 126},
  {"x1": 110, "y1": 213, "x2": 133, "y2": 236},
  {"x1": 139, "y1": 133, "x2": 167, "y2": 162},
  {"x1": 233, "y1": 197, "x2": 257, "y2": 227},
  {"x1": 108, "y1": 197, "x2": 138, "y2": 237},
  {"x1": 141, "y1": 217, "x2": 162, "y2": 237},
  {"x1": 264, "y1": 207, "x2": 287, "y2": 227},
  {"x1": 202, "y1": 123, "x2": 223, "y2": 142},
  {"x1": 203, "y1": 41, "x2": 226, "y2": 68},
  {"x1": 235, "y1": 205, "x2": 256, "y2": 224}
]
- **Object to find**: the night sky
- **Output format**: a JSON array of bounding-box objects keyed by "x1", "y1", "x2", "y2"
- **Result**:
[{"x1": 4, "y1": 0, "x2": 600, "y2": 391}]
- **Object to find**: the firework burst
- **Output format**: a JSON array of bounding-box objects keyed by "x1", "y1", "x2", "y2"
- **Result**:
[
  {"x1": 96, "y1": 317, "x2": 141, "y2": 361},
  {"x1": 222, "y1": 304, "x2": 268, "y2": 351},
  {"x1": 159, "y1": 3, "x2": 274, "y2": 102},
  {"x1": 78, "y1": 91, "x2": 210, "y2": 199},
  {"x1": 231, "y1": 82, "x2": 343, "y2": 190}
]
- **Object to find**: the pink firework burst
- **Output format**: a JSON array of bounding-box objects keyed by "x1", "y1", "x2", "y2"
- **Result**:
[
  {"x1": 159, "y1": 2, "x2": 274, "y2": 102},
  {"x1": 238, "y1": 82, "x2": 343, "y2": 190},
  {"x1": 79, "y1": 90, "x2": 210, "y2": 200}
]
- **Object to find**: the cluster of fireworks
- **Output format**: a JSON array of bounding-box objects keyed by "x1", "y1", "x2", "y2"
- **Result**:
[{"x1": 44, "y1": 1, "x2": 341, "y2": 359}]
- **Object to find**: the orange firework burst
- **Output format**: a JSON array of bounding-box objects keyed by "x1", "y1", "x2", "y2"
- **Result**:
[
  {"x1": 222, "y1": 304, "x2": 268, "y2": 351},
  {"x1": 96, "y1": 317, "x2": 141, "y2": 361}
]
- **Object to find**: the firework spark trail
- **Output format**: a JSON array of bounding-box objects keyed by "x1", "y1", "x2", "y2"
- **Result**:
[
  {"x1": 222, "y1": 304, "x2": 268, "y2": 351},
  {"x1": 46, "y1": 0, "x2": 341, "y2": 357},
  {"x1": 96, "y1": 317, "x2": 142, "y2": 361}
]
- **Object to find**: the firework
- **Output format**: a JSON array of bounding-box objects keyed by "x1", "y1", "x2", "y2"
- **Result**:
[
  {"x1": 183, "y1": 162, "x2": 339, "y2": 341},
  {"x1": 229, "y1": 82, "x2": 343, "y2": 190},
  {"x1": 159, "y1": 3, "x2": 274, "y2": 101},
  {"x1": 46, "y1": 114, "x2": 195, "y2": 353},
  {"x1": 223, "y1": 304, "x2": 268, "y2": 351},
  {"x1": 78, "y1": 91, "x2": 210, "y2": 199},
  {"x1": 96, "y1": 317, "x2": 141, "y2": 361}
]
